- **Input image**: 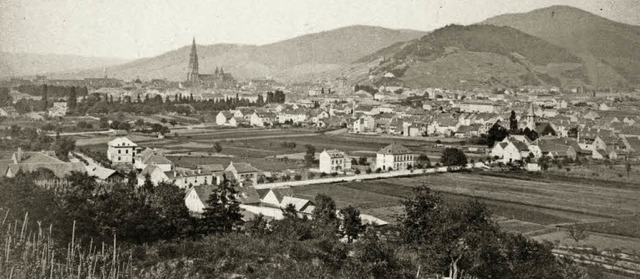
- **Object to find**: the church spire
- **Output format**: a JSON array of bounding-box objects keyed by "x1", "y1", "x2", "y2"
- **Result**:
[{"x1": 187, "y1": 37, "x2": 199, "y2": 84}]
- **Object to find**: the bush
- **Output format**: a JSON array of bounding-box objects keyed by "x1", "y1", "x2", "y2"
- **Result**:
[
  {"x1": 157, "y1": 243, "x2": 179, "y2": 260},
  {"x1": 354, "y1": 169, "x2": 361, "y2": 174},
  {"x1": 366, "y1": 168, "x2": 372, "y2": 174},
  {"x1": 294, "y1": 174, "x2": 302, "y2": 181}
]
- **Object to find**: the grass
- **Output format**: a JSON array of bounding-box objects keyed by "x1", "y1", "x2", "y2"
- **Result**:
[
  {"x1": 582, "y1": 216, "x2": 640, "y2": 239},
  {"x1": 0, "y1": 211, "x2": 131, "y2": 278}
]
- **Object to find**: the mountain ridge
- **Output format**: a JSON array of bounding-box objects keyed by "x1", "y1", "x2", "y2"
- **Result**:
[
  {"x1": 46, "y1": 25, "x2": 427, "y2": 82},
  {"x1": 482, "y1": 5, "x2": 640, "y2": 89}
]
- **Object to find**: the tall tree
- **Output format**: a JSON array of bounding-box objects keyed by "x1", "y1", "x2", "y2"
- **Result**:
[
  {"x1": 199, "y1": 178, "x2": 243, "y2": 235},
  {"x1": 440, "y1": 148, "x2": 468, "y2": 167},
  {"x1": 339, "y1": 205, "x2": 363, "y2": 243},
  {"x1": 304, "y1": 144, "x2": 316, "y2": 166},
  {"x1": 509, "y1": 110, "x2": 518, "y2": 133},
  {"x1": 312, "y1": 194, "x2": 337, "y2": 224}
]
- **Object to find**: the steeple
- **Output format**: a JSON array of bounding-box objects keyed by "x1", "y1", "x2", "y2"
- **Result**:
[
  {"x1": 526, "y1": 103, "x2": 536, "y2": 130},
  {"x1": 187, "y1": 37, "x2": 199, "y2": 84}
]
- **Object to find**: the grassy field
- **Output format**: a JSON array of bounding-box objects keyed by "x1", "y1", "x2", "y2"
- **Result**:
[
  {"x1": 582, "y1": 216, "x2": 640, "y2": 239},
  {"x1": 288, "y1": 171, "x2": 640, "y2": 253}
]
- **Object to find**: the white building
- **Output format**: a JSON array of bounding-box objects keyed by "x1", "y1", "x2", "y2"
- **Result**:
[
  {"x1": 375, "y1": 143, "x2": 416, "y2": 171},
  {"x1": 216, "y1": 111, "x2": 238, "y2": 126},
  {"x1": 107, "y1": 137, "x2": 139, "y2": 164},
  {"x1": 48, "y1": 102, "x2": 68, "y2": 117},
  {"x1": 318, "y1": 149, "x2": 351, "y2": 173}
]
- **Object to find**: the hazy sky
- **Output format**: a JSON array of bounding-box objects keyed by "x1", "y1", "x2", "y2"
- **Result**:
[{"x1": 1, "y1": 0, "x2": 638, "y2": 59}]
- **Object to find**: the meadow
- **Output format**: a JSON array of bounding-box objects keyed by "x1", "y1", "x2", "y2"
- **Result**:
[{"x1": 290, "y1": 171, "x2": 640, "y2": 253}]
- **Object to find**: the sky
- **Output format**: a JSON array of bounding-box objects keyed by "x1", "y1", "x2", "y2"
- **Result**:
[{"x1": 1, "y1": 0, "x2": 639, "y2": 59}]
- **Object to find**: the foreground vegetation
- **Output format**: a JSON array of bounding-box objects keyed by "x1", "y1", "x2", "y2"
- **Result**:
[{"x1": 0, "y1": 171, "x2": 606, "y2": 278}]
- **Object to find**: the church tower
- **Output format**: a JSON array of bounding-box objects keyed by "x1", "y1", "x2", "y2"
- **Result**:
[
  {"x1": 187, "y1": 37, "x2": 199, "y2": 84},
  {"x1": 526, "y1": 103, "x2": 536, "y2": 130}
]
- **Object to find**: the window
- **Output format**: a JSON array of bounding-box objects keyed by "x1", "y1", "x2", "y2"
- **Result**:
[
  {"x1": 118, "y1": 149, "x2": 121, "y2": 154},
  {"x1": 126, "y1": 150, "x2": 129, "y2": 154},
  {"x1": 118, "y1": 157, "x2": 121, "y2": 161}
]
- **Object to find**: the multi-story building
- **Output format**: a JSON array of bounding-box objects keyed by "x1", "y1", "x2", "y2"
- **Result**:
[
  {"x1": 318, "y1": 149, "x2": 351, "y2": 173},
  {"x1": 376, "y1": 143, "x2": 416, "y2": 171},
  {"x1": 107, "y1": 137, "x2": 139, "y2": 164},
  {"x1": 225, "y1": 162, "x2": 259, "y2": 186}
]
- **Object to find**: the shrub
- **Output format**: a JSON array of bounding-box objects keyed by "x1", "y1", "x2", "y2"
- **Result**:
[
  {"x1": 294, "y1": 174, "x2": 302, "y2": 181},
  {"x1": 354, "y1": 169, "x2": 361, "y2": 174}
]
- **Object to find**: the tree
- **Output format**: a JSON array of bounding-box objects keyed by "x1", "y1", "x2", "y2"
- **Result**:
[
  {"x1": 245, "y1": 214, "x2": 269, "y2": 236},
  {"x1": 67, "y1": 86, "x2": 77, "y2": 111},
  {"x1": 282, "y1": 203, "x2": 298, "y2": 219},
  {"x1": 213, "y1": 142, "x2": 222, "y2": 153},
  {"x1": 486, "y1": 122, "x2": 509, "y2": 147},
  {"x1": 52, "y1": 137, "x2": 76, "y2": 161},
  {"x1": 339, "y1": 205, "x2": 363, "y2": 243},
  {"x1": 358, "y1": 156, "x2": 368, "y2": 165},
  {"x1": 626, "y1": 161, "x2": 632, "y2": 178},
  {"x1": 417, "y1": 153, "x2": 430, "y2": 167},
  {"x1": 304, "y1": 144, "x2": 316, "y2": 165},
  {"x1": 169, "y1": 119, "x2": 178, "y2": 126},
  {"x1": 313, "y1": 194, "x2": 337, "y2": 225},
  {"x1": 199, "y1": 178, "x2": 243, "y2": 235},
  {"x1": 440, "y1": 148, "x2": 468, "y2": 167},
  {"x1": 509, "y1": 110, "x2": 518, "y2": 133},
  {"x1": 566, "y1": 223, "x2": 589, "y2": 244},
  {"x1": 150, "y1": 182, "x2": 195, "y2": 239}
]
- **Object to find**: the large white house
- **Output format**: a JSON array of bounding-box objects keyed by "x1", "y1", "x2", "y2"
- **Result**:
[
  {"x1": 107, "y1": 137, "x2": 139, "y2": 164},
  {"x1": 318, "y1": 149, "x2": 351, "y2": 173},
  {"x1": 376, "y1": 143, "x2": 416, "y2": 171}
]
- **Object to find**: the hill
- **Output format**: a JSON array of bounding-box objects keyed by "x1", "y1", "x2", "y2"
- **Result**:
[
  {"x1": 0, "y1": 52, "x2": 128, "y2": 78},
  {"x1": 349, "y1": 24, "x2": 588, "y2": 90},
  {"x1": 53, "y1": 25, "x2": 426, "y2": 82},
  {"x1": 483, "y1": 5, "x2": 640, "y2": 89}
]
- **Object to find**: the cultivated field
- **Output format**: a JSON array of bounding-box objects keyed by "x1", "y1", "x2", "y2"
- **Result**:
[{"x1": 290, "y1": 172, "x2": 640, "y2": 253}]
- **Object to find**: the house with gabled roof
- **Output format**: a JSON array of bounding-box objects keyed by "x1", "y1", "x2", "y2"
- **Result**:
[
  {"x1": 225, "y1": 162, "x2": 259, "y2": 186},
  {"x1": 185, "y1": 183, "x2": 261, "y2": 215},
  {"x1": 6, "y1": 148, "x2": 86, "y2": 179},
  {"x1": 134, "y1": 148, "x2": 173, "y2": 171},
  {"x1": 249, "y1": 111, "x2": 277, "y2": 127},
  {"x1": 216, "y1": 111, "x2": 238, "y2": 126},
  {"x1": 490, "y1": 137, "x2": 532, "y2": 164}
]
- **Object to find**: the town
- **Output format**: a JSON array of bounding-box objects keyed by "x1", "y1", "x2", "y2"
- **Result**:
[{"x1": 2, "y1": 2, "x2": 640, "y2": 278}]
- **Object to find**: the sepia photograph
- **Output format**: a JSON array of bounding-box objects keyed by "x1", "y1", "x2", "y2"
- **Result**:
[{"x1": 1, "y1": 0, "x2": 640, "y2": 278}]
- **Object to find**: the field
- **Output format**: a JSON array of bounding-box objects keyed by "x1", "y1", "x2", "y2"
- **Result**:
[{"x1": 290, "y1": 172, "x2": 640, "y2": 253}]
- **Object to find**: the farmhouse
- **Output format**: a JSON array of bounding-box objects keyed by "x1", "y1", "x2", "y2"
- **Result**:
[
  {"x1": 376, "y1": 143, "x2": 416, "y2": 171},
  {"x1": 225, "y1": 162, "x2": 259, "y2": 186},
  {"x1": 107, "y1": 137, "x2": 139, "y2": 164},
  {"x1": 134, "y1": 148, "x2": 173, "y2": 171},
  {"x1": 318, "y1": 149, "x2": 351, "y2": 174},
  {"x1": 249, "y1": 111, "x2": 276, "y2": 127},
  {"x1": 216, "y1": 111, "x2": 238, "y2": 126}
]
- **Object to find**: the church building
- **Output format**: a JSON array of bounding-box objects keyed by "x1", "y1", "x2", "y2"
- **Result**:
[{"x1": 186, "y1": 38, "x2": 236, "y2": 88}]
